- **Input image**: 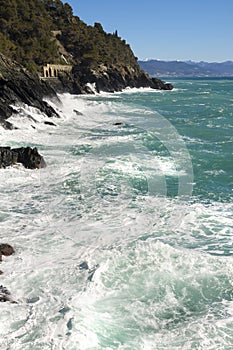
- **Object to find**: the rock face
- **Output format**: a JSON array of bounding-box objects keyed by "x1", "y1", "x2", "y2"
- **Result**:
[
  {"x1": 48, "y1": 63, "x2": 173, "y2": 94},
  {"x1": 0, "y1": 147, "x2": 46, "y2": 169},
  {"x1": 0, "y1": 0, "x2": 174, "y2": 125},
  {"x1": 0, "y1": 53, "x2": 59, "y2": 129},
  {"x1": 0, "y1": 52, "x2": 172, "y2": 126},
  {"x1": 84, "y1": 65, "x2": 173, "y2": 93}
]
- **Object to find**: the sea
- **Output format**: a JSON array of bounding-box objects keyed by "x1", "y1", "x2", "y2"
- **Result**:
[{"x1": 0, "y1": 77, "x2": 232, "y2": 350}]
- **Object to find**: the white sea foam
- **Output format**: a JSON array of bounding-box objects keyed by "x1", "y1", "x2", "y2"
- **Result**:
[
  {"x1": 6, "y1": 103, "x2": 59, "y2": 130},
  {"x1": 0, "y1": 89, "x2": 232, "y2": 349}
]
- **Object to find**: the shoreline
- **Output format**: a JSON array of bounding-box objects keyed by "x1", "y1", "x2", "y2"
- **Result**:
[{"x1": 0, "y1": 52, "x2": 173, "y2": 130}]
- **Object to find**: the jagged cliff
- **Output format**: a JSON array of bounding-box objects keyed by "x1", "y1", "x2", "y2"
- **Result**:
[
  {"x1": 0, "y1": 0, "x2": 173, "y2": 127},
  {"x1": 0, "y1": 53, "x2": 59, "y2": 128}
]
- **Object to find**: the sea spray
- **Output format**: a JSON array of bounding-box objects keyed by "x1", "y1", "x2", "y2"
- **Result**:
[{"x1": 0, "y1": 79, "x2": 232, "y2": 349}]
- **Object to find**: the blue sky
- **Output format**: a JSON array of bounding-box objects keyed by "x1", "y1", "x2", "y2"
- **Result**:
[{"x1": 66, "y1": 0, "x2": 233, "y2": 62}]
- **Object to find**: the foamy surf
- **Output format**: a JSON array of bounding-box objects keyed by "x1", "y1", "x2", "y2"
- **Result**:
[{"x1": 0, "y1": 78, "x2": 232, "y2": 349}]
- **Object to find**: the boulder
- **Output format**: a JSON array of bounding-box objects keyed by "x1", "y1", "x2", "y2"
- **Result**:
[
  {"x1": 0, "y1": 244, "x2": 15, "y2": 256},
  {"x1": 0, "y1": 147, "x2": 46, "y2": 169},
  {"x1": 151, "y1": 77, "x2": 173, "y2": 90}
]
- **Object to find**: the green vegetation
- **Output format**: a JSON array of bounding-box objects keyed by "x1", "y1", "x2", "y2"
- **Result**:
[{"x1": 0, "y1": 0, "x2": 139, "y2": 72}]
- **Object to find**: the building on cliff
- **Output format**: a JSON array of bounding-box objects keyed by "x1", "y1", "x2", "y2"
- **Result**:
[{"x1": 41, "y1": 64, "x2": 72, "y2": 78}]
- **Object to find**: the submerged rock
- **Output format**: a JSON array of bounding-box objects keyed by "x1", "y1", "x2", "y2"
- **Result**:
[
  {"x1": 87, "y1": 264, "x2": 100, "y2": 282},
  {"x1": 78, "y1": 261, "x2": 100, "y2": 281},
  {"x1": 79, "y1": 261, "x2": 89, "y2": 270},
  {"x1": 26, "y1": 296, "x2": 40, "y2": 304},
  {"x1": 73, "y1": 109, "x2": 83, "y2": 116},
  {"x1": 0, "y1": 147, "x2": 46, "y2": 169}
]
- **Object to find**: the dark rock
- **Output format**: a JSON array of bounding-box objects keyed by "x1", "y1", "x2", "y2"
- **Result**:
[
  {"x1": 0, "y1": 285, "x2": 16, "y2": 303},
  {"x1": 0, "y1": 53, "x2": 60, "y2": 128},
  {"x1": 0, "y1": 244, "x2": 16, "y2": 303},
  {"x1": 151, "y1": 77, "x2": 173, "y2": 90},
  {"x1": 164, "y1": 83, "x2": 174, "y2": 90},
  {"x1": 44, "y1": 121, "x2": 56, "y2": 126},
  {"x1": 79, "y1": 261, "x2": 89, "y2": 270},
  {"x1": 36, "y1": 62, "x2": 173, "y2": 96},
  {"x1": 67, "y1": 318, "x2": 73, "y2": 331},
  {"x1": 59, "y1": 306, "x2": 71, "y2": 315},
  {"x1": 73, "y1": 109, "x2": 83, "y2": 116},
  {"x1": 0, "y1": 285, "x2": 11, "y2": 302},
  {"x1": 0, "y1": 147, "x2": 46, "y2": 169},
  {"x1": 79, "y1": 261, "x2": 99, "y2": 281},
  {"x1": 0, "y1": 244, "x2": 15, "y2": 256},
  {"x1": 88, "y1": 264, "x2": 100, "y2": 282},
  {"x1": 71, "y1": 63, "x2": 173, "y2": 94},
  {"x1": 0, "y1": 243, "x2": 14, "y2": 275},
  {"x1": 113, "y1": 122, "x2": 124, "y2": 126}
]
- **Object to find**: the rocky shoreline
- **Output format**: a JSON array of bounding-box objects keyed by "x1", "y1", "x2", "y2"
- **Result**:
[
  {"x1": 45, "y1": 61, "x2": 173, "y2": 95},
  {"x1": 0, "y1": 147, "x2": 46, "y2": 169},
  {"x1": 0, "y1": 50, "x2": 173, "y2": 302},
  {"x1": 0, "y1": 53, "x2": 59, "y2": 129},
  {"x1": 0, "y1": 52, "x2": 173, "y2": 129}
]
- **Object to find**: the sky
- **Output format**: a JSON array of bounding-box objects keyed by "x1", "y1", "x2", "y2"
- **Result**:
[{"x1": 66, "y1": 0, "x2": 233, "y2": 62}]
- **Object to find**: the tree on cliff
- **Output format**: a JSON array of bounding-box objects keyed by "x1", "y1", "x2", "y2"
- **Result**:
[{"x1": 0, "y1": 0, "x2": 139, "y2": 72}]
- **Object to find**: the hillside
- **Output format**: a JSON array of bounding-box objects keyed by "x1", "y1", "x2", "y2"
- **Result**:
[
  {"x1": 0, "y1": 0, "x2": 170, "y2": 88},
  {"x1": 0, "y1": 0, "x2": 173, "y2": 127},
  {"x1": 0, "y1": 0, "x2": 139, "y2": 72},
  {"x1": 139, "y1": 59, "x2": 233, "y2": 77}
]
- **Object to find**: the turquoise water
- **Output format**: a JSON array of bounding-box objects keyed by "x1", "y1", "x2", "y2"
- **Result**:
[{"x1": 0, "y1": 78, "x2": 232, "y2": 349}]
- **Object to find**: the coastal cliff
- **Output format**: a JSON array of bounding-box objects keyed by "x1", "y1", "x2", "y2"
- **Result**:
[
  {"x1": 0, "y1": 0, "x2": 173, "y2": 126},
  {"x1": 0, "y1": 53, "x2": 59, "y2": 128}
]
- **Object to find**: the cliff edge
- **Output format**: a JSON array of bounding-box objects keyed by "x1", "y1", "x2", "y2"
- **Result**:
[
  {"x1": 0, "y1": 0, "x2": 173, "y2": 127},
  {"x1": 0, "y1": 53, "x2": 59, "y2": 128}
]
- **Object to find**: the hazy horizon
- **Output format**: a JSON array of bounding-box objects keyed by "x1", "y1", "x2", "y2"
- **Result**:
[{"x1": 139, "y1": 58, "x2": 233, "y2": 63}]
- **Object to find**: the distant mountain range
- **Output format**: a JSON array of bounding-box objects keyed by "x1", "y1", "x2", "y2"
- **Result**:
[{"x1": 138, "y1": 59, "x2": 233, "y2": 77}]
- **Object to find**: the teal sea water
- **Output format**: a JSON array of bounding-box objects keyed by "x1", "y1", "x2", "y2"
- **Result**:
[{"x1": 0, "y1": 78, "x2": 232, "y2": 349}]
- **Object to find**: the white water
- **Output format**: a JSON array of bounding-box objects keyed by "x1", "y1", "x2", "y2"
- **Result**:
[{"x1": 0, "y1": 92, "x2": 233, "y2": 349}]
